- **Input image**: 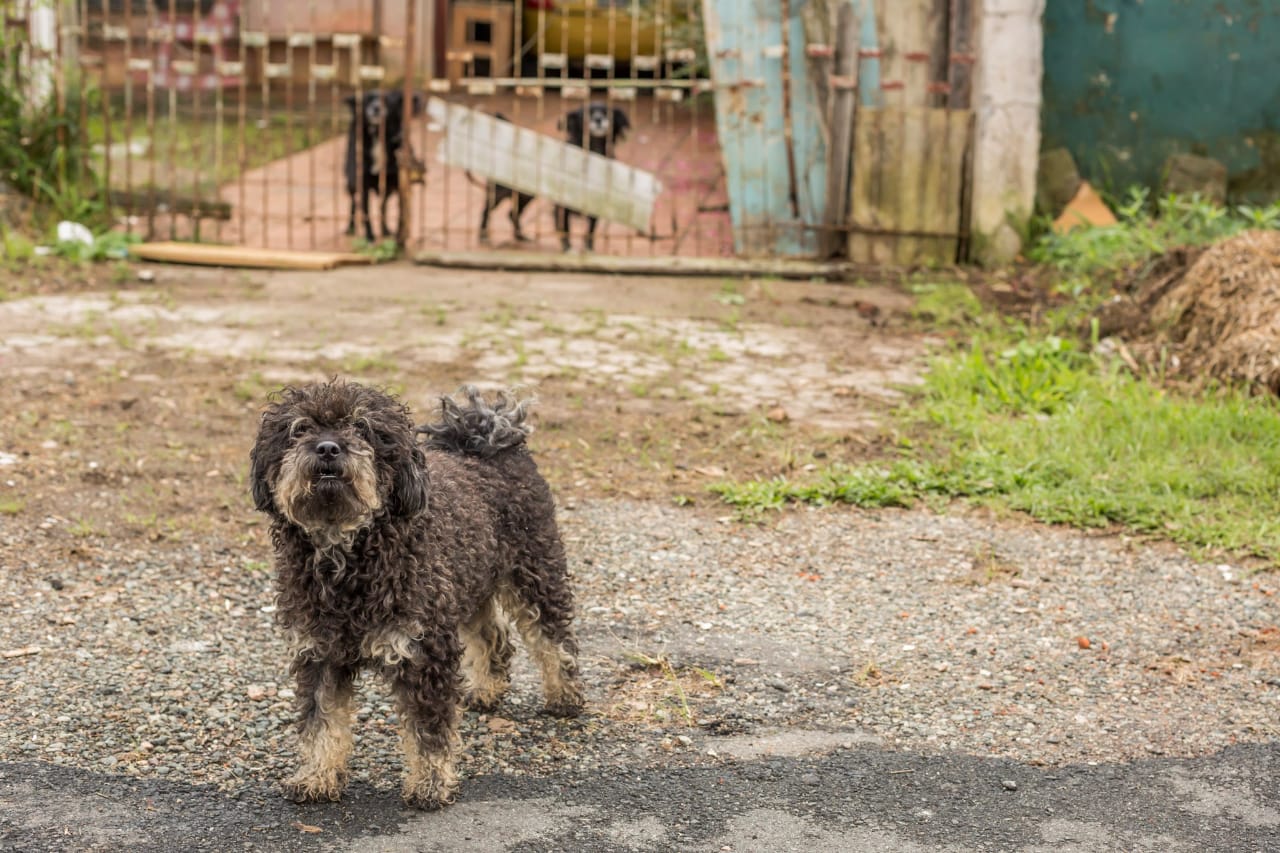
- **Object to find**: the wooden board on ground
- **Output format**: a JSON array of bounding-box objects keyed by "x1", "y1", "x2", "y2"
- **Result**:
[
  {"x1": 131, "y1": 242, "x2": 375, "y2": 270},
  {"x1": 848, "y1": 107, "x2": 971, "y2": 265},
  {"x1": 415, "y1": 248, "x2": 863, "y2": 281}
]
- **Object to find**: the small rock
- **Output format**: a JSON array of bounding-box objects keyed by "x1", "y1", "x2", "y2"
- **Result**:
[
  {"x1": 246, "y1": 685, "x2": 266, "y2": 701},
  {"x1": 1161, "y1": 153, "x2": 1227, "y2": 205},
  {"x1": 766, "y1": 677, "x2": 791, "y2": 693},
  {"x1": 1001, "y1": 779, "x2": 1018, "y2": 791},
  {"x1": 801, "y1": 773, "x2": 821, "y2": 786}
]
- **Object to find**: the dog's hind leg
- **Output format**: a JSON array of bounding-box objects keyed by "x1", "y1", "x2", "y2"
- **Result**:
[
  {"x1": 387, "y1": 640, "x2": 464, "y2": 809},
  {"x1": 380, "y1": 190, "x2": 394, "y2": 238},
  {"x1": 282, "y1": 657, "x2": 357, "y2": 803},
  {"x1": 359, "y1": 185, "x2": 376, "y2": 242},
  {"x1": 478, "y1": 192, "x2": 495, "y2": 243},
  {"x1": 460, "y1": 597, "x2": 514, "y2": 711},
  {"x1": 554, "y1": 205, "x2": 572, "y2": 252},
  {"x1": 499, "y1": 568, "x2": 584, "y2": 718},
  {"x1": 583, "y1": 215, "x2": 599, "y2": 252},
  {"x1": 510, "y1": 192, "x2": 534, "y2": 242}
]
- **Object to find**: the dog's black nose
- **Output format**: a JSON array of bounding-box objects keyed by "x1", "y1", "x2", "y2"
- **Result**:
[{"x1": 316, "y1": 441, "x2": 342, "y2": 459}]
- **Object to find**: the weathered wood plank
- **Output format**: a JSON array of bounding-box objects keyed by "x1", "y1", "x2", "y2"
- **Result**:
[
  {"x1": 413, "y1": 248, "x2": 867, "y2": 280},
  {"x1": 821, "y1": 2, "x2": 859, "y2": 258},
  {"x1": 849, "y1": 106, "x2": 970, "y2": 265}
]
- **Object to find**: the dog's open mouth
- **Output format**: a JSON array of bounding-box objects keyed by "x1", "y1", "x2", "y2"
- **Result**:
[{"x1": 314, "y1": 472, "x2": 346, "y2": 491}]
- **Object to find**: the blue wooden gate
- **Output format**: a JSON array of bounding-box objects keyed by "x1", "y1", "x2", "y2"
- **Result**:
[{"x1": 702, "y1": 0, "x2": 828, "y2": 257}]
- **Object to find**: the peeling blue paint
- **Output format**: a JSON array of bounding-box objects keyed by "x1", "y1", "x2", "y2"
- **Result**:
[{"x1": 703, "y1": 0, "x2": 827, "y2": 257}]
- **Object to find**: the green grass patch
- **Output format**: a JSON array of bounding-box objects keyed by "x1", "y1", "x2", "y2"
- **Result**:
[
  {"x1": 1028, "y1": 188, "x2": 1280, "y2": 279},
  {"x1": 910, "y1": 280, "x2": 985, "y2": 327},
  {"x1": 715, "y1": 330, "x2": 1280, "y2": 563}
]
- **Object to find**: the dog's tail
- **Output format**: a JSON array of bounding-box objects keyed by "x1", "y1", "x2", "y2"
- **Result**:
[{"x1": 416, "y1": 385, "x2": 533, "y2": 458}]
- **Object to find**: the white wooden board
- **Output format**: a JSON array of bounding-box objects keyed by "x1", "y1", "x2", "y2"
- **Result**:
[{"x1": 428, "y1": 98, "x2": 662, "y2": 234}]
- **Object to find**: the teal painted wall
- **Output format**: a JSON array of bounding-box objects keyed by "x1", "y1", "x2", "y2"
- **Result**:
[{"x1": 1042, "y1": 1, "x2": 1280, "y2": 201}]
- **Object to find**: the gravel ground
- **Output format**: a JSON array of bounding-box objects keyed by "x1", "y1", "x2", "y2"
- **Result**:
[
  {"x1": 2, "y1": 497, "x2": 1276, "y2": 800},
  {"x1": 0, "y1": 262, "x2": 1276, "y2": 822}
]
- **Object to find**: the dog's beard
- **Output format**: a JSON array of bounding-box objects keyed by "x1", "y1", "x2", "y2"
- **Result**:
[{"x1": 273, "y1": 442, "x2": 382, "y2": 549}]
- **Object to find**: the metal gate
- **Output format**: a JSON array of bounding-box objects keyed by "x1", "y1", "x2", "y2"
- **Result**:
[{"x1": 3, "y1": 0, "x2": 729, "y2": 259}]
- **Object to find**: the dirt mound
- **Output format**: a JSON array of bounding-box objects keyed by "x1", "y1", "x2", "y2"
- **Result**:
[{"x1": 1096, "y1": 230, "x2": 1280, "y2": 392}]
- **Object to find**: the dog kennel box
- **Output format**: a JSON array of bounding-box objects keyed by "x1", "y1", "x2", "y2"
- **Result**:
[{"x1": 446, "y1": 1, "x2": 514, "y2": 83}]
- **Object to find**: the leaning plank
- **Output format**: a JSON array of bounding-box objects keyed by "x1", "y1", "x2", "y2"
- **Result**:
[
  {"x1": 427, "y1": 98, "x2": 662, "y2": 234},
  {"x1": 131, "y1": 242, "x2": 375, "y2": 270}
]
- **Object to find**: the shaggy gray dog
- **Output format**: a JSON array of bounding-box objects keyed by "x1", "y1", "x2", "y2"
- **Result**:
[{"x1": 249, "y1": 379, "x2": 582, "y2": 809}]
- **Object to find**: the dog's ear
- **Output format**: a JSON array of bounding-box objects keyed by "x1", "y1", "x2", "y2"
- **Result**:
[
  {"x1": 560, "y1": 107, "x2": 583, "y2": 140},
  {"x1": 390, "y1": 442, "x2": 429, "y2": 518},
  {"x1": 612, "y1": 107, "x2": 630, "y2": 142},
  {"x1": 360, "y1": 395, "x2": 429, "y2": 518},
  {"x1": 248, "y1": 404, "x2": 291, "y2": 514}
]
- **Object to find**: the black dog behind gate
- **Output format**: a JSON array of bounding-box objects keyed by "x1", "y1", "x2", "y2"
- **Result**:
[
  {"x1": 468, "y1": 112, "x2": 536, "y2": 245},
  {"x1": 554, "y1": 103, "x2": 631, "y2": 252},
  {"x1": 344, "y1": 90, "x2": 426, "y2": 242}
]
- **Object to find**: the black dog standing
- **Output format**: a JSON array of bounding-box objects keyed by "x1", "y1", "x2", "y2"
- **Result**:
[
  {"x1": 554, "y1": 103, "x2": 630, "y2": 252},
  {"x1": 343, "y1": 90, "x2": 425, "y2": 242},
  {"x1": 471, "y1": 113, "x2": 536, "y2": 244}
]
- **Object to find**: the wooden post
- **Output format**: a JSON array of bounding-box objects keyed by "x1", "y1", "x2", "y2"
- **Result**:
[{"x1": 820, "y1": 2, "x2": 856, "y2": 258}]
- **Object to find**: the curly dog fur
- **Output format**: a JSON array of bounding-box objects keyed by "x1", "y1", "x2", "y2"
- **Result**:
[{"x1": 249, "y1": 379, "x2": 582, "y2": 809}]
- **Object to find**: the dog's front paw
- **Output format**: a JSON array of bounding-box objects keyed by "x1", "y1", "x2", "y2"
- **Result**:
[
  {"x1": 544, "y1": 684, "x2": 584, "y2": 718},
  {"x1": 281, "y1": 769, "x2": 348, "y2": 803},
  {"x1": 402, "y1": 770, "x2": 457, "y2": 810}
]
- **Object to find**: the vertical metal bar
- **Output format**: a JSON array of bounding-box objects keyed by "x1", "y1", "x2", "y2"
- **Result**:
[
  {"x1": 352, "y1": 1, "x2": 366, "y2": 246},
  {"x1": 123, "y1": 0, "x2": 135, "y2": 236},
  {"x1": 625, "y1": 0, "x2": 639, "y2": 258},
  {"x1": 306, "y1": 0, "x2": 317, "y2": 249},
  {"x1": 236, "y1": 0, "x2": 248, "y2": 247},
  {"x1": 534, "y1": 1, "x2": 549, "y2": 246},
  {"x1": 191, "y1": 15, "x2": 205, "y2": 242},
  {"x1": 283, "y1": 3, "x2": 294, "y2": 249},
  {"x1": 165, "y1": 0, "x2": 176, "y2": 239},
  {"x1": 99, "y1": 3, "x2": 112, "y2": 222},
  {"x1": 399, "y1": 0, "x2": 416, "y2": 247},
  {"x1": 259, "y1": 0, "x2": 271, "y2": 247},
  {"x1": 213, "y1": 7, "x2": 226, "y2": 244},
  {"x1": 330, "y1": 27, "x2": 342, "y2": 246},
  {"x1": 685, "y1": 0, "x2": 700, "y2": 257},
  {"x1": 437, "y1": 0, "x2": 450, "y2": 249},
  {"x1": 414, "y1": 0, "x2": 431, "y2": 253},
  {"x1": 74, "y1": 0, "x2": 87, "y2": 206},
  {"x1": 603, "y1": 0, "x2": 617, "y2": 257},
  {"x1": 145, "y1": 0, "x2": 157, "y2": 238}
]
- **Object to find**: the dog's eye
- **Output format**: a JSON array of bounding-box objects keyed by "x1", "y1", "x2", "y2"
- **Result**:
[{"x1": 288, "y1": 418, "x2": 314, "y2": 436}]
